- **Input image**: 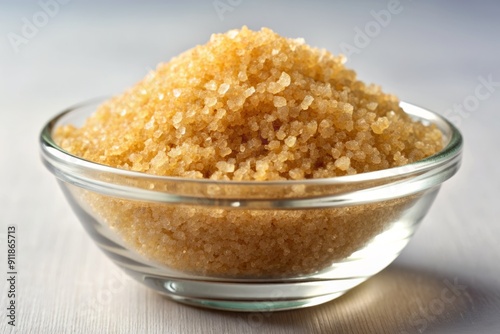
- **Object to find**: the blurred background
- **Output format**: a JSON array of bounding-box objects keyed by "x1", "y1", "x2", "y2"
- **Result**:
[{"x1": 1, "y1": 0, "x2": 499, "y2": 333}]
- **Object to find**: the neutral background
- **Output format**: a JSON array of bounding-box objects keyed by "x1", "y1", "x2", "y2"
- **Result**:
[{"x1": 1, "y1": 0, "x2": 499, "y2": 333}]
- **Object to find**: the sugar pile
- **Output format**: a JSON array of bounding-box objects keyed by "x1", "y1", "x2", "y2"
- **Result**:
[
  {"x1": 55, "y1": 27, "x2": 442, "y2": 180},
  {"x1": 55, "y1": 27, "x2": 443, "y2": 277}
]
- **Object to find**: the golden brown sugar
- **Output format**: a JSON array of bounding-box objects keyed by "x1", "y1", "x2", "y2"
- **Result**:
[
  {"x1": 55, "y1": 26, "x2": 442, "y2": 180},
  {"x1": 55, "y1": 27, "x2": 443, "y2": 278},
  {"x1": 76, "y1": 189, "x2": 417, "y2": 278}
]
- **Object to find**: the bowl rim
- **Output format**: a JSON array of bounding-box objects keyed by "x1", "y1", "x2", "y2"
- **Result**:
[{"x1": 40, "y1": 97, "x2": 463, "y2": 187}]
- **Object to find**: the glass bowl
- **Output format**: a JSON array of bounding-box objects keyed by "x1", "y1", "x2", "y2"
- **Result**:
[{"x1": 40, "y1": 98, "x2": 462, "y2": 312}]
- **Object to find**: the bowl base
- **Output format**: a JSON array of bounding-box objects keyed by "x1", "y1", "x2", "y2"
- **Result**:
[
  {"x1": 135, "y1": 274, "x2": 368, "y2": 312},
  {"x1": 165, "y1": 293, "x2": 345, "y2": 312}
]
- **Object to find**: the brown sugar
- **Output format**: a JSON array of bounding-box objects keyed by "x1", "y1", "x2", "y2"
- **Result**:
[
  {"x1": 74, "y1": 190, "x2": 418, "y2": 277},
  {"x1": 55, "y1": 27, "x2": 443, "y2": 277},
  {"x1": 55, "y1": 26, "x2": 442, "y2": 180}
]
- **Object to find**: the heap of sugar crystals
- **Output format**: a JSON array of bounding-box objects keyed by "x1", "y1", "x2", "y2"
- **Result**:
[{"x1": 55, "y1": 27, "x2": 442, "y2": 180}]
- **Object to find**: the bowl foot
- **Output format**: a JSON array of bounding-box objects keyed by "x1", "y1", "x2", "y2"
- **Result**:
[
  {"x1": 165, "y1": 293, "x2": 344, "y2": 312},
  {"x1": 137, "y1": 275, "x2": 367, "y2": 312}
]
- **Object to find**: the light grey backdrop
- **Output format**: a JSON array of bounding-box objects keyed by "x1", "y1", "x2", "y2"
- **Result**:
[{"x1": 1, "y1": 0, "x2": 499, "y2": 333}]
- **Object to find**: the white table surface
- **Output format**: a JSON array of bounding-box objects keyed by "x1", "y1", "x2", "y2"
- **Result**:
[{"x1": 1, "y1": 1, "x2": 499, "y2": 333}]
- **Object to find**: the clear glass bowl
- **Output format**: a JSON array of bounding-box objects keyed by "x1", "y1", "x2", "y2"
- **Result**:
[{"x1": 40, "y1": 98, "x2": 462, "y2": 312}]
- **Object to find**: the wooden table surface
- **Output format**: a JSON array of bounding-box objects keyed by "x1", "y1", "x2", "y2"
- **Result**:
[{"x1": 1, "y1": 1, "x2": 499, "y2": 333}]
